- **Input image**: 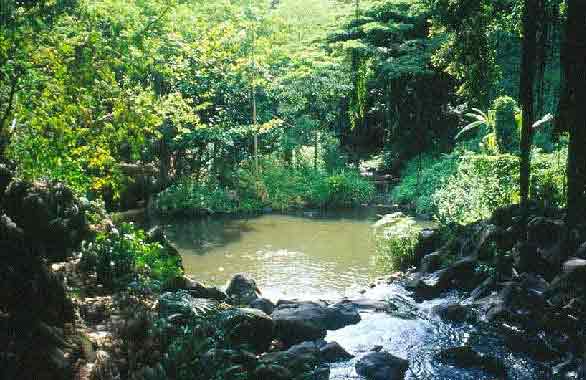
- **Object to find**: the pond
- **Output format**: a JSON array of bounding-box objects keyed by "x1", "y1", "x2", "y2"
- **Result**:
[
  {"x1": 159, "y1": 209, "x2": 546, "y2": 380},
  {"x1": 159, "y1": 208, "x2": 403, "y2": 300}
]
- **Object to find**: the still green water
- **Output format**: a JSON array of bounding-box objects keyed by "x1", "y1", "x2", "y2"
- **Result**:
[{"x1": 162, "y1": 209, "x2": 391, "y2": 300}]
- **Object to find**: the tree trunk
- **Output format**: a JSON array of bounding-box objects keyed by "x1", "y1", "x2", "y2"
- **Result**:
[
  {"x1": 519, "y1": 0, "x2": 538, "y2": 222},
  {"x1": 563, "y1": 0, "x2": 586, "y2": 231}
]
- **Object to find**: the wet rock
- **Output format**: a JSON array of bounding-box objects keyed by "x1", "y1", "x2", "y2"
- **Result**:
[
  {"x1": 432, "y1": 303, "x2": 473, "y2": 323},
  {"x1": 254, "y1": 364, "x2": 293, "y2": 380},
  {"x1": 226, "y1": 274, "x2": 261, "y2": 305},
  {"x1": 328, "y1": 302, "x2": 361, "y2": 329},
  {"x1": 164, "y1": 276, "x2": 226, "y2": 301},
  {"x1": 420, "y1": 252, "x2": 442, "y2": 274},
  {"x1": 220, "y1": 308, "x2": 275, "y2": 353},
  {"x1": 250, "y1": 297, "x2": 276, "y2": 315},
  {"x1": 320, "y1": 342, "x2": 354, "y2": 362},
  {"x1": 259, "y1": 341, "x2": 322, "y2": 377},
  {"x1": 469, "y1": 276, "x2": 497, "y2": 301},
  {"x1": 436, "y1": 346, "x2": 506, "y2": 377},
  {"x1": 355, "y1": 351, "x2": 409, "y2": 380},
  {"x1": 271, "y1": 301, "x2": 360, "y2": 346}
]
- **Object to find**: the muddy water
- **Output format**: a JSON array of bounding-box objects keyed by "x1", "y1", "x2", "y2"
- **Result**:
[
  {"x1": 162, "y1": 210, "x2": 545, "y2": 380},
  {"x1": 161, "y1": 208, "x2": 403, "y2": 300}
]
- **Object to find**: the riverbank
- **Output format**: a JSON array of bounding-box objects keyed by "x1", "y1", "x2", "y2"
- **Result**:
[{"x1": 2, "y1": 176, "x2": 585, "y2": 380}]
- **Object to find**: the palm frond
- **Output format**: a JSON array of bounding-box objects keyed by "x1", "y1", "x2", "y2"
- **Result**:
[
  {"x1": 532, "y1": 113, "x2": 554, "y2": 130},
  {"x1": 455, "y1": 120, "x2": 486, "y2": 140},
  {"x1": 470, "y1": 108, "x2": 489, "y2": 120}
]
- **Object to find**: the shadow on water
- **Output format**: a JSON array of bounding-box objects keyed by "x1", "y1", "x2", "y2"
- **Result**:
[{"x1": 153, "y1": 208, "x2": 548, "y2": 380}]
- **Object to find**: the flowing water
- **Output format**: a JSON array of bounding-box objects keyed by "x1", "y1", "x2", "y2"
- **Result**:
[{"x1": 160, "y1": 209, "x2": 547, "y2": 380}]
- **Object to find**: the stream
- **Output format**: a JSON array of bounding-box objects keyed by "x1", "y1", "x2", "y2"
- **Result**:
[{"x1": 158, "y1": 209, "x2": 549, "y2": 380}]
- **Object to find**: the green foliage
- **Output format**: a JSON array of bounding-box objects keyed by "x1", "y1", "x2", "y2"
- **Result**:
[
  {"x1": 390, "y1": 152, "x2": 459, "y2": 215},
  {"x1": 493, "y1": 96, "x2": 520, "y2": 153},
  {"x1": 433, "y1": 153, "x2": 520, "y2": 225},
  {"x1": 154, "y1": 182, "x2": 239, "y2": 216},
  {"x1": 375, "y1": 217, "x2": 421, "y2": 271},
  {"x1": 80, "y1": 223, "x2": 182, "y2": 289},
  {"x1": 392, "y1": 146, "x2": 568, "y2": 225}
]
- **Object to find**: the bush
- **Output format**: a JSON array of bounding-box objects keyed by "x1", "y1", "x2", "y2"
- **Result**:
[
  {"x1": 493, "y1": 96, "x2": 520, "y2": 153},
  {"x1": 434, "y1": 153, "x2": 520, "y2": 225},
  {"x1": 374, "y1": 217, "x2": 421, "y2": 271},
  {"x1": 154, "y1": 181, "x2": 240, "y2": 216},
  {"x1": 392, "y1": 147, "x2": 567, "y2": 226},
  {"x1": 238, "y1": 157, "x2": 375, "y2": 209},
  {"x1": 80, "y1": 223, "x2": 182, "y2": 289},
  {"x1": 154, "y1": 156, "x2": 375, "y2": 215},
  {"x1": 390, "y1": 152, "x2": 459, "y2": 215}
]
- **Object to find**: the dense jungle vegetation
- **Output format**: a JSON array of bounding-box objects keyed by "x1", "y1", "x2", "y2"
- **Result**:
[{"x1": 2, "y1": 0, "x2": 586, "y2": 379}]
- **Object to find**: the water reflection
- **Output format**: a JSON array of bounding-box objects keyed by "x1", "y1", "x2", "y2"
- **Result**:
[{"x1": 157, "y1": 209, "x2": 387, "y2": 300}]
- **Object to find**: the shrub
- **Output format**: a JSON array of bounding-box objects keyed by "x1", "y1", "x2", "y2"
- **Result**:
[
  {"x1": 374, "y1": 217, "x2": 421, "y2": 271},
  {"x1": 493, "y1": 96, "x2": 520, "y2": 153},
  {"x1": 154, "y1": 181, "x2": 239, "y2": 216},
  {"x1": 80, "y1": 223, "x2": 182, "y2": 289},
  {"x1": 390, "y1": 152, "x2": 459, "y2": 215},
  {"x1": 434, "y1": 153, "x2": 520, "y2": 225}
]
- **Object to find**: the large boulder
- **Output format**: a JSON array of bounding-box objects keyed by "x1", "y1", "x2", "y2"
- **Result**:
[
  {"x1": 163, "y1": 276, "x2": 226, "y2": 301},
  {"x1": 2, "y1": 180, "x2": 90, "y2": 260},
  {"x1": 226, "y1": 274, "x2": 261, "y2": 305},
  {"x1": 250, "y1": 298, "x2": 276, "y2": 315},
  {"x1": 355, "y1": 352, "x2": 409, "y2": 380},
  {"x1": 271, "y1": 301, "x2": 360, "y2": 346},
  {"x1": 320, "y1": 342, "x2": 354, "y2": 363},
  {"x1": 432, "y1": 303, "x2": 474, "y2": 324},
  {"x1": 527, "y1": 217, "x2": 565, "y2": 249},
  {"x1": 436, "y1": 346, "x2": 506, "y2": 378},
  {"x1": 407, "y1": 257, "x2": 481, "y2": 300},
  {"x1": 219, "y1": 308, "x2": 275, "y2": 353},
  {"x1": 259, "y1": 341, "x2": 329, "y2": 379}
]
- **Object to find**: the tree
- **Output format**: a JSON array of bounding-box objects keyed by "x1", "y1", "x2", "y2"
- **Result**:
[
  {"x1": 519, "y1": 0, "x2": 539, "y2": 221},
  {"x1": 561, "y1": 0, "x2": 586, "y2": 231}
]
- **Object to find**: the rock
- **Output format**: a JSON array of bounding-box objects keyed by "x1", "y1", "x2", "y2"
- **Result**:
[
  {"x1": 413, "y1": 229, "x2": 441, "y2": 265},
  {"x1": 164, "y1": 276, "x2": 226, "y2": 301},
  {"x1": 250, "y1": 297, "x2": 275, "y2": 315},
  {"x1": 407, "y1": 257, "x2": 481, "y2": 301},
  {"x1": 0, "y1": 163, "x2": 12, "y2": 201},
  {"x1": 90, "y1": 350, "x2": 120, "y2": 380},
  {"x1": 469, "y1": 276, "x2": 497, "y2": 301},
  {"x1": 254, "y1": 364, "x2": 293, "y2": 380},
  {"x1": 226, "y1": 274, "x2": 261, "y2": 305},
  {"x1": 562, "y1": 258, "x2": 586, "y2": 274},
  {"x1": 2, "y1": 180, "x2": 89, "y2": 260},
  {"x1": 527, "y1": 217, "x2": 565, "y2": 248},
  {"x1": 327, "y1": 302, "x2": 361, "y2": 329},
  {"x1": 575, "y1": 242, "x2": 586, "y2": 259},
  {"x1": 320, "y1": 342, "x2": 354, "y2": 362},
  {"x1": 432, "y1": 303, "x2": 473, "y2": 323},
  {"x1": 271, "y1": 301, "x2": 360, "y2": 346},
  {"x1": 157, "y1": 291, "x2": 216, "y2": 321},
  {"x1": 80, "y1": 301, "x2": 108, "y2": 324},
  {"x1": 355, "y1": 351, "x2": 409, "y2": 380},
  {"x1": 436, "y1": 346, "x2": 506, "y2": 377},
  {"x1": 259, "y1": 341, "x2": 321, "y2": 377},
  {"x1": 420, "y1": 252, "x2": 442, "y2": 274},
  {"x1": 220, "y1": 308, "x2": 275, "y2": 353}
]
